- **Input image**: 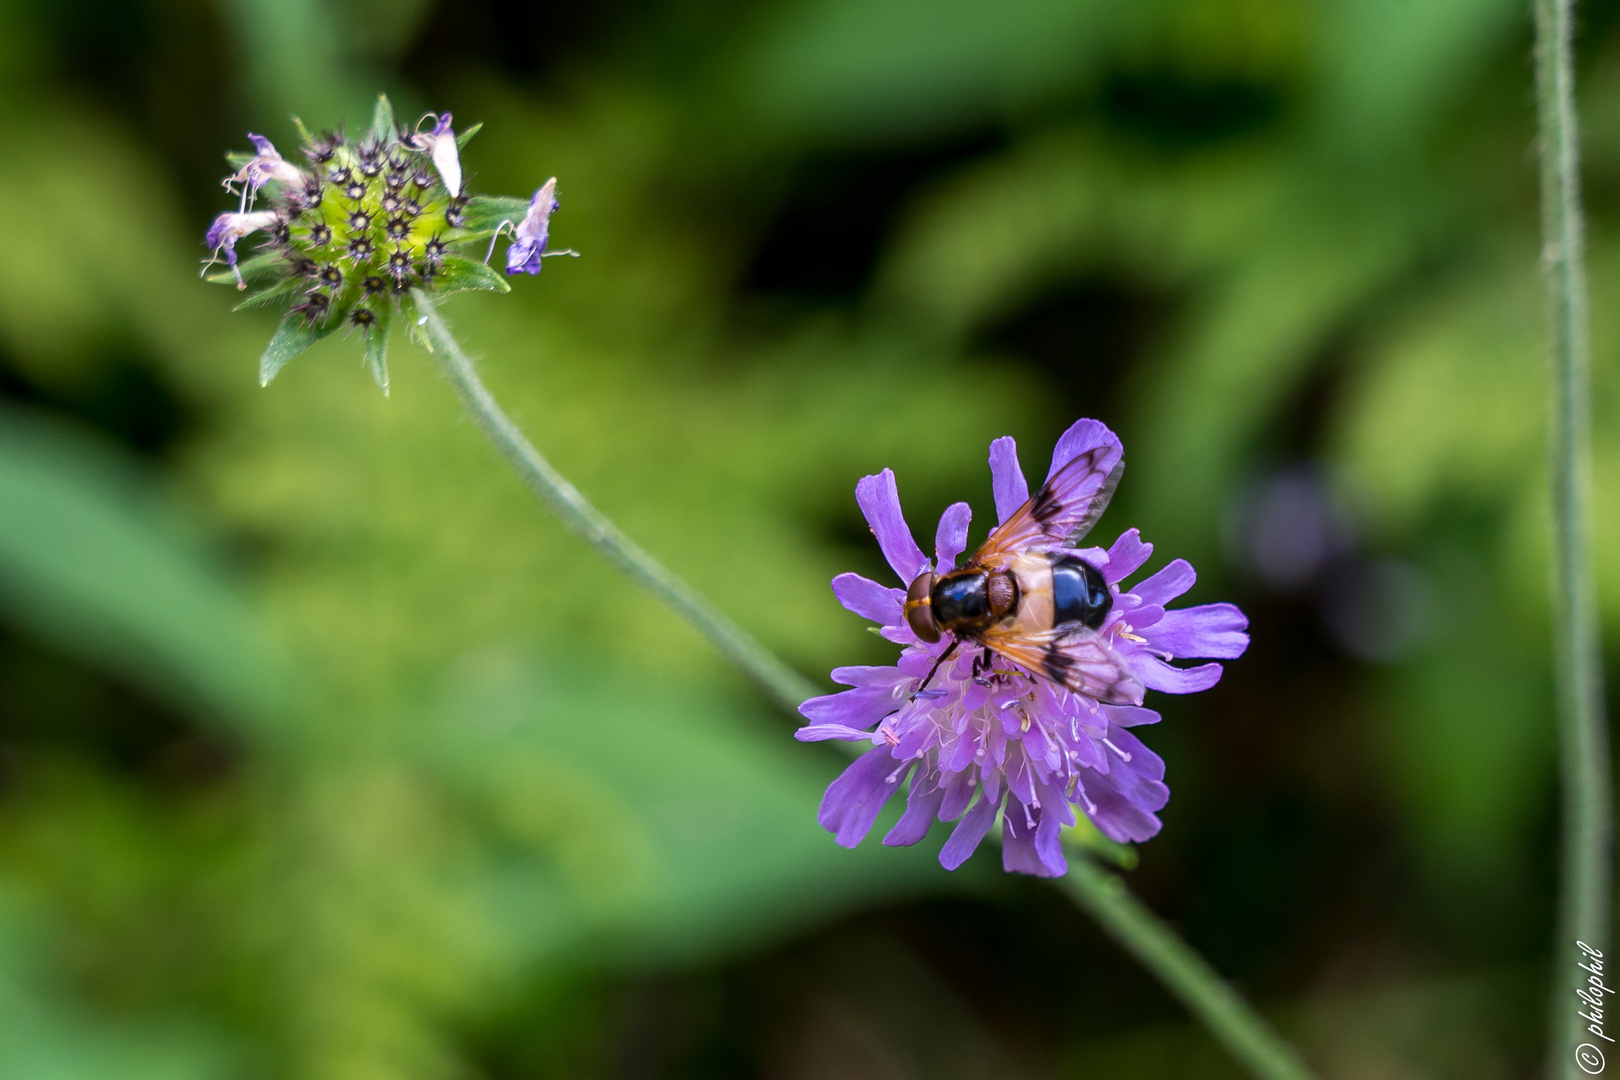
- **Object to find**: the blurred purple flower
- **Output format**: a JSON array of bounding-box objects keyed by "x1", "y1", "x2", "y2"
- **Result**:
[
  {"x1": 506, "y1": 178, "x2": 559, "y2": 275},
  {"x1": 226, "y1": 134, "x2": 305, "y2": 209},
  {"x1": 204, "y1": 210, "x2": 279, "y2": 288},
  {"x1": 410, "y1": 113, "x2": 462, "y2": 197},
  {"x1": 797, "y1": 425, "x2": 1248, "y2": 876}
]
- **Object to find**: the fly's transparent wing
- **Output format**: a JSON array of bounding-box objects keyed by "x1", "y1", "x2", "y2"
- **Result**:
[
  {"x1": 974, "y1": 443, "x2": 1123, "y2": 569},
  {"x1": 979, "y1": 622, "x2": 1142, "y2": 705}
]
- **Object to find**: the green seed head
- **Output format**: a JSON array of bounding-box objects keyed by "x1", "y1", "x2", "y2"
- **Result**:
[{"x1": 203, "y1": 94, "x2": 547, "y2": 394}]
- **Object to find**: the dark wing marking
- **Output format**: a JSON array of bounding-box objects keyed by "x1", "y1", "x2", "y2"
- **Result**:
[
  {"x1": 972, "y1": 446, "x2": 1124, "y2": 569},
  {"x1": 979, "y1": 622, "x2": 1143, "y2": 705}
]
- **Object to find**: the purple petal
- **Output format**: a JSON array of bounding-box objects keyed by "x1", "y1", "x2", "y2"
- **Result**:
[
  {"x1": 1131, "y1": 558, "x2": 1196, "y2": 606},
  {"x1": 1128, "y1": 603, "x2": 1166, "y2": 630},
  {"x1": 1001, "y1": 808, "x2": 1047, "y2": 875},
  {"x1": 204, "y1": 213, "x2": 234, "y2": 252},
  {"x1": 1105, "y1": 728, "x2": 1165, "y2": 781},
  {"x1": 507, "y1": 242, "x2": 543, "y2": 275},
  {"x1": 415, "y1": 114, "x2": 461, "y2": 196},
  {"x1": 247, "y1": 133, "x2": 275, "y2": 156},
  {"x1": 855, "y1": 469, "x2": 929, "y2": 583},
  {"x1": 831, "y1": 572, "x2": 904, "y2": 626},
  {"x1": 1103, "y1": 529, "x2": 1153, "y2": 584},
  {"x1": 1134, "y1": 657, "x2": 1223, "y2": 694},
  {"x1": 1079, "y1": 737, "x2": 1168, "y2": 843},
  {"x1": 818, "y1": 747, "x2": 908, "y2": 848},
  {"x1": 938, "y1": 768, "x2": 976, "y2": 820},
  {"x1": 1081, "y1": 780, "x2": 1165, "y2": 843},
  {"x1": 1003, "y1": 797, "x2": 1068, "y2": 877},
  {"x1": 884, "y1": 775, "x2": 946, "y2": 846},
  {"x1": 797, "y1": 681, "x2": 898, "y2": 732},
  {"x1": 829, "y1": 665, "x2": 907, "y2": 688},
  {"x1": 507, "y1": 178, "x2": 560, "y2": 276},
  {"x1": 1147, "y1": 603, "x2": 1249, "y2": 660},
  {"x1": 1101, "y1": 704, "x2": 1160, "y2": 728},
  {"x1": 934, "y1": 502, "x2": 972, "y2": 571},
  {"x1": 988, "y1": 436, "x2": 1029, "y2": 523},
  {"x1": 939, "y1": 788, "x2": 999, "y2": 870},
  {"x1": 1003, "y1": 749, "x2": 1037, "y2": 807},
  {"x1": 1035, "y1": 799, "x2": 1069, "y2": 874},
  {"x1": 794, "y1": 723, "x2": 876, "y2": 742},
  {"x1": 1046, "y1": 418, "x2": 1123, "y2": 481}
]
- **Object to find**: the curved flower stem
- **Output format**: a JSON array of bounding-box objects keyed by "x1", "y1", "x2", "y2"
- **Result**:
[
  {"x1": 411, "y1": 293, "x2": 1317, "y2": 1080},
  {"x1": 1059, "y1": 861, "x2": 1314, "y2": 1080},
  {"x1": 1533, "y1": 2, "x2": 1613, "y2": 1077},
  {"x1": 411, "y1": 294, "x2": 820, "y2": 714}
]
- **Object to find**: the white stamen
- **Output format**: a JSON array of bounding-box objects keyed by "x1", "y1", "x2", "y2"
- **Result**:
[{"x1": 483, "y1": 220, "x2": 515, "y2": 265}]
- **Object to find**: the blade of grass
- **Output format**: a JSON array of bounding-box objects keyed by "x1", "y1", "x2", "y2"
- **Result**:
[{"x1": 1533, "y1": 2, "x2": 1614, "y2": 1078}]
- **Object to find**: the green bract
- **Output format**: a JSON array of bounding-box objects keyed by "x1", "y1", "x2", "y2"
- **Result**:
[{"x1": 203, "y1": 95, "x2": 535, "y2": 393}]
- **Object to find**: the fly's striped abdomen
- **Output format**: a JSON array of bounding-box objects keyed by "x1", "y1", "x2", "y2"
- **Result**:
[
  {"x1": 1003, "y1": 552, "x2": 1111, "y2": 634},
  {"x1": 1006, "y1": 553, "x2": 1055, "y2": 632}
]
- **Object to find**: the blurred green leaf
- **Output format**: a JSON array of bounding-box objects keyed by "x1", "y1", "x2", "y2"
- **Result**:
[
  {"x1": 0, "y1": 408, "x2": 287, "y2": 732},
  {"x1": 742, "y1": 0, "x2": 1162, "y2": 137},
  {"x1": 0, "y1": 885, "x2": 229, "y2": 1080}
]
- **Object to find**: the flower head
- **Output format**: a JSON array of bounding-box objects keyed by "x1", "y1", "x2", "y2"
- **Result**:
[
  {"x1": 200, "y1": 95, "x2": 571, "y2": 391},
  {"x1": 506, "y1": 178, "x2": 559, "y2": 275},
  {"x1": 797, "y1": 419, "x2": 1248, "y2": 876}
]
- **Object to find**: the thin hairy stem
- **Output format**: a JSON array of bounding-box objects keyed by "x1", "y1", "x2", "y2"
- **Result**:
[
  {"x1": 412, "y1": 293, "x2": 1317, "y2": 1080},
  {"x1": 1059, "y1": 861, "x2": 1314, "y2": 1080},
  {"x1": 412, "y1": 294, "x2": 819, "y2": 714},
  {"x1": 1533, "y1": 2, "x2": 1614, "y2": 1077}
]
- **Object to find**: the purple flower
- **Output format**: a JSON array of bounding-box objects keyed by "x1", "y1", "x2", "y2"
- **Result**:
[
  {"x1": 204, "y1": 210, "x2": 279, "y2": 288},
  {"x1": 410, "y1": 113, "x2": 461, "y2": 197},
  {"x1": 797, "y1": 420, "x2": 1248, "y2": 876},
  {"x1": 505, "y1": 178, "x2": 559, "y2": 275},
  {"x1": 226, "y1": 134, "x2": 305, "y2": 208}
]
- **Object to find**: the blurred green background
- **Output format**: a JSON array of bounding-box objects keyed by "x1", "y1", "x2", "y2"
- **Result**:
[{"x1": 0, "y1": 0, "x2": 1616, "y2": 1076}]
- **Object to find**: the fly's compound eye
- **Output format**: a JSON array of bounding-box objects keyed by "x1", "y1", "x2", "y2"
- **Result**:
[{"x1": 904, "y1": 571, "x2": 941, "y2": 643}]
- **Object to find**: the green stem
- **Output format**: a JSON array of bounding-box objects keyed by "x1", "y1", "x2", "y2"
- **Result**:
[
  {"x1": 1059, "y1": 861, "x2": 1314, "y2": 1080},
  {"x1": 412, "y1": 292, "x2": 1317, "y2": 1080},
  {"x1": 1533, "y1": 2, "x2": 1614, "y2": 1078},
  {"x1": 412, "y1": 294, "x2": 819, "y2": 714}
]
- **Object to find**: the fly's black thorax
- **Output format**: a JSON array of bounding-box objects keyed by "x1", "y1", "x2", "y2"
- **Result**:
[
  {"x1": 931, "y1": 568, "x2": 1018, "y2": 635},
  {"x1": 1051, "y1": 555, "x2": 1112, "y2": 629},
  {"x1": 931, "y1": 570, "x2": 993, "y2": 633}
]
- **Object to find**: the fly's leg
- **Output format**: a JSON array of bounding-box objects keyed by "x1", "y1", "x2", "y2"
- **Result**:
[{"x1": 912, "y1": 638, "x2": 960, "y2": 699}]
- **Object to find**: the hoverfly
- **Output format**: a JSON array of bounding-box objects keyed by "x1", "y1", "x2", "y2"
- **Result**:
[{"x1": 900, "y1": 432, "x2": 1144, "y2": 705}]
